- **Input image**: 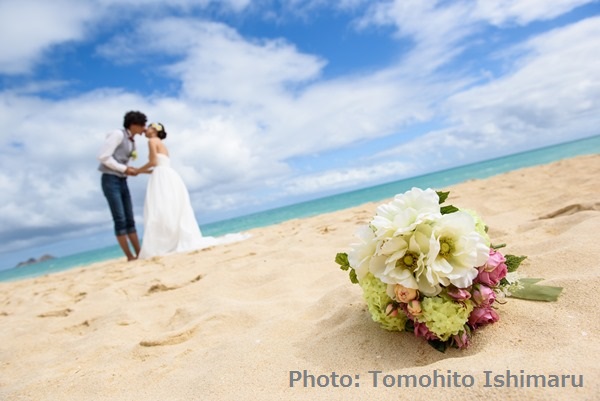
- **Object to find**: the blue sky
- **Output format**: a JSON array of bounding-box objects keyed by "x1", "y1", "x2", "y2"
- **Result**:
[{"x1": 1, "y1": 0, "x2": 599, "y2": 269}]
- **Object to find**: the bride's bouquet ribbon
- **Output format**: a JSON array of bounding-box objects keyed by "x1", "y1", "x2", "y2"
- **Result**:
[{"x1": 335, "y1": 188, "x2": 562, "y2": 352}]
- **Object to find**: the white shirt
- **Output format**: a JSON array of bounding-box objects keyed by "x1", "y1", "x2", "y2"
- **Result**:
[{"x1": 98, "y1": 129, "x2": 132, "y2": 173}]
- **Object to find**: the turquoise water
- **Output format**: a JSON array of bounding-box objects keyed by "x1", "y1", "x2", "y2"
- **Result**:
[{"x1": 1, "y1": 135, "x2": 598, "y2": 282}]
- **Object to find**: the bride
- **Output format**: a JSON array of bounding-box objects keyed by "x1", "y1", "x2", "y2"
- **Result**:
[{"x1": 137, "y1": 122, "x2": 205, "y2": 259}]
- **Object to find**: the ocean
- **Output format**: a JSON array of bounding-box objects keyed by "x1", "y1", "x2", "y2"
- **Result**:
[{"x1": 1, "y1": 135, "x2": 598, "y2": 283}]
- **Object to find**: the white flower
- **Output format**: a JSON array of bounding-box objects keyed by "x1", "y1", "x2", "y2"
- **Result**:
[
  {"x1": 426, "y1": 211, "x2": 490, "y2": 289},
  {"x1": 411, "y1": 224, "x2": 447, "y2": 296},
  {"x1": 348, "y1": 188, "x2": 490, "y2": 296},
  {"x1": 371, "y1": 187, "x2": 441, "y2": 239},
  {"x1": 347, "y1": 225, "x2": 377, "y2": 280},
  {"x1": 370, "y1": 224, "x2": 434, "y2": 292}
]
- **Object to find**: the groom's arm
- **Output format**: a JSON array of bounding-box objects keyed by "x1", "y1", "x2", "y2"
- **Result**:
[{"x1": 98, "y1": 130, "x2": 128, "y2": 174}]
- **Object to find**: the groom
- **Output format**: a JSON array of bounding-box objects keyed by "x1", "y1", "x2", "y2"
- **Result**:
[{"x1": 98, "y1": 110, "x2": 147, "y2": 261}]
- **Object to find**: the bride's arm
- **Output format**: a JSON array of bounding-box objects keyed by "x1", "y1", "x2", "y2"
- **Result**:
[{"x1": 137, "y1": 139, "x2": 159, "y2": 174}]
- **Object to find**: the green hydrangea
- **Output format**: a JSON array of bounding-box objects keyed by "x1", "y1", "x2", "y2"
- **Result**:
[
  {"x1": 359, "y1": 273, "x2": 407, "y2": 331},
  {"x1": 462, "y1": 208, "x2": 490, "y2": 246},
  {"x1": 415, "y1": 296, "x2": 473, "y2": 341}
]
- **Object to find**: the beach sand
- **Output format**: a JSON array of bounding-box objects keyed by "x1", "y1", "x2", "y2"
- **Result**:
[{"x1": 1, "y1": 154, "x2": 599, "y2": 401}]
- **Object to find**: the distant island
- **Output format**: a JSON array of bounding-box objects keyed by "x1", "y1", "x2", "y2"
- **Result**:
[{"x1": 15, "y1": 254, "x2": 55, "y2": 268}]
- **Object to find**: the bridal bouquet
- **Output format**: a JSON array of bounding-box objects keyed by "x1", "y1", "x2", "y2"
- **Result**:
[{"x1": 335, "y1": 188, "x2": 562, "y2": 352}]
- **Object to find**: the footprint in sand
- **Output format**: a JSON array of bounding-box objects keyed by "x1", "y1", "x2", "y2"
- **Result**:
[
  {"x1": 318, "y1": 225, "x2": 336, "y2": 234},
  {"x1": 223, "y1": 252, "x2": 256, "y2": 263},
  {"x1": 139, "y1": 325, "x2": 197, "y2": 347},
  {"x1": 146, "y1": 275, "x2": 205, "y2": 295},
  {"x1": 190, "y1": 246, "x2": 215, "y2": 254},
  {"x1": 38, "y1": 308, "x2": 72, "y2": 318},
  {"x1": 64, "y1": 320, "x2": 92, "y2": 335},
  {"x1": 74, "y1": 292, "x2": 87, "y2": 303},
  {"x1": 539, "y1": 202, "x2": 600, "y2": 219},
  {"x1": 146, "y1": 283, "x2": 178, "y2": 295}
]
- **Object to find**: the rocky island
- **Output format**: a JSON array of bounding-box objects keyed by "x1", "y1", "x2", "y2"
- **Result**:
[{"x1": 15, "y1": 254, "x2": 55, "y2": 268}]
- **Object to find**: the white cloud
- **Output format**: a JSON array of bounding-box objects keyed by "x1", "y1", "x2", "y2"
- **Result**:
[
  {"x1": 0, "y1": 90, "x2": 151, "y2": 236},
  {"x1": 358, "y1": 0, "x2": 476, "y2": 71},
  {"x1": 358, "y1": 0, "x2": 596, "y2": 72},
  {"x1": 473, "y1": 0, "x2": 595, "y2": 26},
  {"x1": 283, "y1": 161, "x2": 415, "y2": 196},
  {"x1": 372, "y1": 16, "x2": 600, "y2": 170},
  {"x1": 0, "y1": 0, "x2": 254, "y2": 75},
  {"x1": 97, "y1": 17, "x2": 450, "y2": 158},
  {"x1": 0, "y1": 0, "x2": 95, "y2": 74},
  {"x1": 163, "y1": 22, "x2": 325, "y2": 103},
  {"x1": 446, "y1": 16, "x2": 600, "y2": 141},
  {"x1": 169, "y1": 114, "x2": 292, "y2": 189}
]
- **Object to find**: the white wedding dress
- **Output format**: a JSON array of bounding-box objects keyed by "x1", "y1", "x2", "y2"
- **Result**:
[{"x1": 138, "y1": 153, "x2": 208, "y2": 259}]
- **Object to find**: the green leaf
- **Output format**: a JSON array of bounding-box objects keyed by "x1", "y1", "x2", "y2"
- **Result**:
[
  {"x1": 491, "y1": 243, "x2": 506, "y2": 249},
  {"x1": 509, "y1": 278, "x2": 563, "y2": 302},
  {"x1": 335, "y1": 252, "x2": 350, "y2": 271},
  {"x1": 404, "y1": 319, "x2": 415, "y2": 333},
  {"x1": 349, "y1": 269, "x2": 359, "y2": 284},
  {"x1": 520, "y1": 278, "x2": 543, "y2": 284},
  {"x1": 505, "y1": 254, "x2": 527, "y2": 272},
  {"x1": 436, "y1": 190, "x2": 450, "y2": 204},
  {"x1": 335, "y1": 252, "x2": 358, "y2": 284},
  {"x1": 440, "y1": 205, "x2": 459, "y2": 215}
]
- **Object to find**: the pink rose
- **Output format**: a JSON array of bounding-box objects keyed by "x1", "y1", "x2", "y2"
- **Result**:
[
  {"x1": 468, "y1": 306, "x2": 500, "y2": 329},
  {"x1": 484, "y1": 249, "x2": 506, "y2": 272},
  {"x1": 447, "y1": 285, "x2": 472, "y2": 301},
  {"x1": 476, "y1": 249, "x2": 507, "y2": 287},
  {"x1": 472, "y1": 284, "x2": 496, "y2": 306},
  {"x1": 394, "y1": 284, "x2": 418, "y2": 303},
  {"x1": 413, "y1": 321, "x2": 438, "y2": 341},
  {"x1": 453, "y1": 331, "x2": 470, "y2": 349}
]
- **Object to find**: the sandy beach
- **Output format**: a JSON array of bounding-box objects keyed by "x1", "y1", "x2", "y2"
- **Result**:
[{"x1": 1, "y1": 154, "x2": 599, "y2": 401}]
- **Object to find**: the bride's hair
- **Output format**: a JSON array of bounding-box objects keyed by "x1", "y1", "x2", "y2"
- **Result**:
[{"x1": 150, "y1": 122, "x2": 167, "y2": 140}]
